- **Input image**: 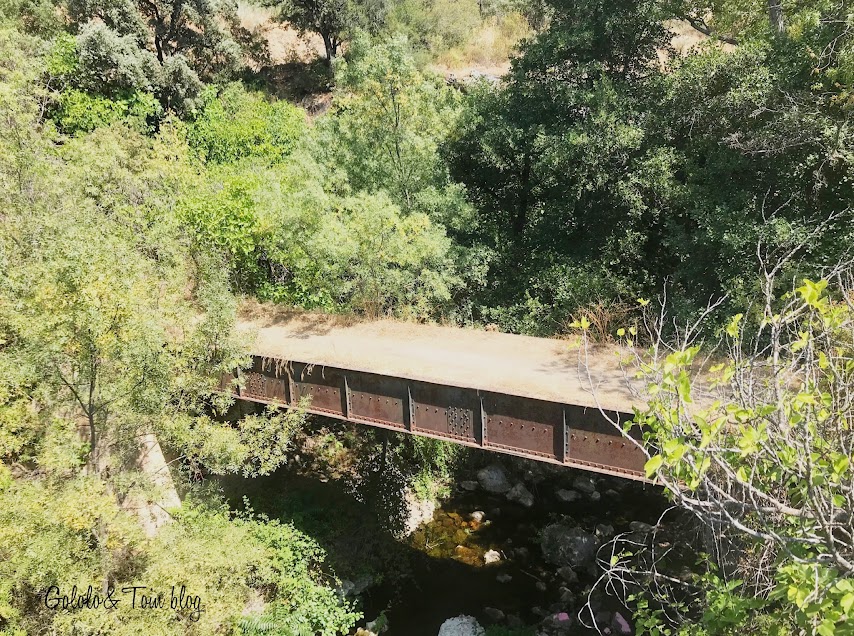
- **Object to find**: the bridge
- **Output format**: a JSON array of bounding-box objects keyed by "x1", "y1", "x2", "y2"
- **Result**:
[{"x1": 223, "y1": 306, "x2": 650, "y2": 481}]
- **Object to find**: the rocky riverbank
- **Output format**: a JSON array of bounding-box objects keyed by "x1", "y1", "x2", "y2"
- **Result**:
[
  {"x1": 356, "y1": 458, "x2": 670, "y2": 636},
  {"x1": 220, "y1": 420, "x2": 673, "y2": 636}
]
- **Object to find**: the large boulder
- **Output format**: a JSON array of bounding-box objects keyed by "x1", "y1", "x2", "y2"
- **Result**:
[
  {"x1": 506, "y1": 482, "x2": 534, "y2": 507},
  {"x1": 541, "y1": 524, "x2": 601, "y2": 569},
  {"x1": 477, "y1": 464, "x2": 511, "y2": 494},
  {"x1": 438, "y1": 615, "x2": 485, "y2": 636},
  {"x1": 402, "y1": 487, "x2": 437, "y2": 537},
  {"x1": 484, "y1": 549, "x2": 502, "y2": 564},
  {"x1": 555, "y1": 488, "x2": 580, "y2": 503},
  {"x1": 572, "y1": 475, "x2": 597, "y2": 495}
]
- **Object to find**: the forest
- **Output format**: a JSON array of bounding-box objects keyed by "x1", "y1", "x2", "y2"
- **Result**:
[{"x1": 0, "y1": 0, "x2": 853, "y2": 633}]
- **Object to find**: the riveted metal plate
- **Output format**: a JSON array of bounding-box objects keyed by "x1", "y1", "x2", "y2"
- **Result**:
[
  {"x1": 411, "y1": 381, "x2": 480, "y2": 443},
  {"x1": 447, "y1": 406, "x2": 473, "y2": 438},
  {"x1": 225, "y1": 355, "x2": 652, "y2": 482},
  {"x1": 242, "y1": 358, "x2": 287, "y2": 403},
  {"x1": 482, "y1": 392, "x2": 562, "y2": 461},
  {"x1": 565, "y1": 405, "x2": 645, "y2": 476},
  {"x1": 290, "y1": 362, "x2": 346, "y2": 417},
  {"x1": 347, "y1": 372, "x2": 408, "y2": 429}
]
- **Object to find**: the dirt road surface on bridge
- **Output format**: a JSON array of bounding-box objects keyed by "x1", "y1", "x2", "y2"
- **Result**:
[{"x1": 237, "y1": 302, "x2": 647, "y2": 413}]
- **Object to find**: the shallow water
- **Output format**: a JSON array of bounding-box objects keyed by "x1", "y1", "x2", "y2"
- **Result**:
[
  {"x1": 220, "y1": 447, "x2": 668, "y2": 636},
  {"x1": 365, "y1": 475, "x2": 671, "y2": 636}
]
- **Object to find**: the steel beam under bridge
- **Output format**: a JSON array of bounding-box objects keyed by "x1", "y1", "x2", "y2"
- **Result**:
[{"x1": 222, "y1": 356, "x2": 649, "y2": 481}]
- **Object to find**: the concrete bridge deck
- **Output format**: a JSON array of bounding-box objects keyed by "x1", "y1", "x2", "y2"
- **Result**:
[{"x1": 229, "y1": 305, "x2": 650, "y2": 480}]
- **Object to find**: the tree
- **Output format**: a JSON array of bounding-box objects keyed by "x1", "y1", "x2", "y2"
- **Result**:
[
  {"x1": 444, "y1": 0, "x2": 672, "y2": 332},
  {"x1": 267, "y1": 0, "x2": 388, "y2": 63},
  {"x1": 590, "y1": 258, "x2": 854, "y2": 635},
  {"x1": 0, "y1": 29, "x2": 359, "y2": 635},
  {"x1": 667, "y1": 0, "x2": 788, "y2": 44},
  {"x1": 445, "y1": 0, "x2": 854, "y2": 334},
  {"x1": 65, "y1": 0, "x2": 256, "y2": 75},
  {"x1": 315, "y1": 36, "x2": 464, "y2": 213},
  {"x1": 186, "y1": 83, "x2": 306, "y2": 165},
  {"x1": 53, "y1": 0, "x2": 264, "y2": 114}
]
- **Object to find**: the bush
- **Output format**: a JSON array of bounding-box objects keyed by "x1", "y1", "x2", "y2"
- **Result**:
[
  {"x1": 54, "y1": 88, "x2": 159, "y2": 133},
  {"x1": 187, "y1": 83, "x2": 306, "y2": 164},
  {"x1": 598, "y1": 270, "x2": 854, "y2": 635}
]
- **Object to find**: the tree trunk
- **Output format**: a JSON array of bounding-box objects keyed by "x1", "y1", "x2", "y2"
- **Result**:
[
  {"x1": 513, "y1": 149, "x2": 532, "y2": 236},
  {"x1": 768, "y1": 0, "x2": 784, "y2": 34},
  {"x1": 154, "y1": 36, "x2": 164, "y2": 64},
  {"x1": 321, "y1": 32, "x2": 336, "y2": 65},
  {"x1": 379, "y1": 430, "x2": 389, "y2": 473}
]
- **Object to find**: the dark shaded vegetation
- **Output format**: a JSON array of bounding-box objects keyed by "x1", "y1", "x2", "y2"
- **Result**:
[{"x1": 2, "y1": 0, "x2": 854, "y2": 633}]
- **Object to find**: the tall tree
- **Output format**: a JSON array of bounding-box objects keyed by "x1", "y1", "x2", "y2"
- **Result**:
[
  {"x1": 444, "y1": 0, "x2": 672, "y2": 330},
  {"x1": 56, "y1": 0, "x2": 264, "y2": 114},
  {"x1": 267, "y1": 0, "x2": 388, "y2": 63}
]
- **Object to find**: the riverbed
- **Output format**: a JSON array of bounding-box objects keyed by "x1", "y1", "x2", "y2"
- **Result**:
[{"x1": 220, "y1": 426, "x2": 670, "y2": 636}]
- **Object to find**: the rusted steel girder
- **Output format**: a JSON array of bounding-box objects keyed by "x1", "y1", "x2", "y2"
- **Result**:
[{"x1": 222, "y1": 356, "x2": 649, "y2": 481}]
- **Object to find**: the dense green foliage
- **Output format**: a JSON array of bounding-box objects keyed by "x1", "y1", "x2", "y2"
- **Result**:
[
  {"x1": 0, "y1": 25, "x2": 358, "y2": 636},
  {"x1": 265, "y1": 0, "x2": 388, "y2": 62},
  {"x1": 615, "y1": 273, "x2": 854, "y2": 635},
  {"x1": 3, "y1": 0, "x2": 854, "y2": 632},
  {"x1": 447, "y1": 0, "x2": 854, "y2": 333}
]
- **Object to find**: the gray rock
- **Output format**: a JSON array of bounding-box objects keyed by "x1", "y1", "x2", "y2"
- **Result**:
[
  {"x1": 544, "y1": 611, "x2": 574, "y2": 630},
  {"x1": 352, "y1": 575, "x2": 373, "y2": 596},
  {"x1": 438, "y1": 615, "x2": 486, "y2": 636},
  {"x1": 469, "y1": 510, "x2": 485, "y2": 522},
  {"x1": 557, "y1": 566, "x2": 578, "y2": 584},
  {"x1": 478, "y1": 465, "x2": 511, "y2": 494},
  {"x1": 337, "y1": 579, "x2": 355, "y2": 598},
  {"x1": 604, "y1": 489, "x2": 619, "y2": 498},
  {"x1": 541, "y1": 524, "x2": 602, "y2": 568},
  {"x1": 484, "y1": 607, "x2": 505, "y2": 622},
  {"x1": 523, "y1": 467, "x2": 547, "y2": 485},
  {"x1": 594, "y1": 611, "x2": 613, "y2": 630},
  {"x1": 366, "y1": 614, "x2": 388, "y2": 634},
  {"x1": 558, "y1": 586, "x2": 574, "y2": 604},
  {"x1": 506, "y1": 614, "x2": 523, "y2": 628},
  {"x1": 612, "y1": 611, "x2": 632, "y2": 634},
  {"x1": 573, "y1": 476, "x2": 597, "y2": 494},
  {"x1": 496, "y1": 573, "x2": 513, "y2": 583},
  {"x1": 629, "y1": 520, "x2": 654, "y2": 534},
  {"x1": 555, "y1": 489, "x2": 580, "y2": 503},
  {"x1": 589, "y1": 491, "x2": 602, "y2": 502},
  {"x1": 536, "y1": 581, "x2": 548, "y2": 592},
  {"x1": 595, "y1": 523, "x2": 615, "y2": 539},
  {"x1": 506, "y1": 482, "x2": 535, "y2": 507},
  {"x1": 461, "y1": 480, "x2": 479, "y2": 491}
]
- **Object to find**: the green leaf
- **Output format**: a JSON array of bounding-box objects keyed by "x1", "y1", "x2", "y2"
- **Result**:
[
  {"x1": 841, "y1": 592, "x2": 854, "y2": 614},
  {"x1": 645, "y1": 455, "x2": 664, "y2": 478},
  {"x1": 725, "y1": 313, "x2": 743, "y2": 338}
]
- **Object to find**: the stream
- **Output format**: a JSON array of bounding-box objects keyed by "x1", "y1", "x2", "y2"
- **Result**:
[{"x1": 220, "y1": 425, "x2": 671, "y2": 636}]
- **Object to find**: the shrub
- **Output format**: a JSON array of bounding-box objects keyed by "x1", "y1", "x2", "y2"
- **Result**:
[{"x1": 187, "y1": 83, "x2": 306, "y2": 164}]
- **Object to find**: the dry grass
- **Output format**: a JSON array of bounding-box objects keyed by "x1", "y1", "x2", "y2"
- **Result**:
[
  {"x1": 561, "y1": 301, "x2": 637, "y2": 345},
  {"x1": 238, "y1": 2, "x2": 325, "y2": 65},
  {"x1": 238, "y1": 297, "x2": 360, "y2": 330},
  {"x1": 658, "y1": 19, "x2": 737, "y2": 66},
  {"x1": 432, "y1": 12, "x2": 531, "y2": 74}
]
